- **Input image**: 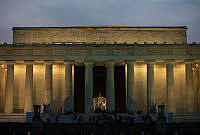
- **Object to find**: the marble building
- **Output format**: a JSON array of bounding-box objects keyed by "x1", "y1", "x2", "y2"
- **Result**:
[{"x1": 0, "y1": 26, "x2": 200, "y2": 121}]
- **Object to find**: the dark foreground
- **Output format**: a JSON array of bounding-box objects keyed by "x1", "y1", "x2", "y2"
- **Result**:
[{"x1": 0, "y1": 122, "x2": 200, "y2": 135}]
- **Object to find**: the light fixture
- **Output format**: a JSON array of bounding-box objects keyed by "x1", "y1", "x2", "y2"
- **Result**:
[
  {"x1": 0, "y1": 65, "x2": 7, "y2": 72},
  {"x1": 192, "y1": 63, "x2": 200, "y2": 71}
]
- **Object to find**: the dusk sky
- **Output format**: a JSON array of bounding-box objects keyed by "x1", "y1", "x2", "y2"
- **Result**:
[{"x1": 0, "y1": 0, "x2": 200, "y2": 43}]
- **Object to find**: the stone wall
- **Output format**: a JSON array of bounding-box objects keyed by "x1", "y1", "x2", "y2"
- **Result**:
[{"x1": 13, "y1": 26, "x2": 187, "y2": 44}]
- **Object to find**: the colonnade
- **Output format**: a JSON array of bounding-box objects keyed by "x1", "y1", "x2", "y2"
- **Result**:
[{"x1": 0, "y1": 60, "x2": 199, "y2": 114}]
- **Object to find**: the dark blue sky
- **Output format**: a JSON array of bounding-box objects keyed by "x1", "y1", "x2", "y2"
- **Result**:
[{"x1": 0, "y1": 0, "x2": 199, "y2": 43}]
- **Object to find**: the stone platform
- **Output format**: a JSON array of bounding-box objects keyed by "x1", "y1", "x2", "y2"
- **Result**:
[
  {"x1": 26, "y1": 112, "x2": 199, "y2": 123},
  {"x1": 0, "y1": 113, "x2": 26, "y2": 122},
  {"x1": 0, "y1": 112, "x2": 200, "y2": 123}
]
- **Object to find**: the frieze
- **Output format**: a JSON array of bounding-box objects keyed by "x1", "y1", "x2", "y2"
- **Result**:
[
  {"x1": 173, "y1": 49, "x2": 185, "y2": 55},
  {"x1": 13, "y1": 50, "x2": 29, "y2": 56},
  {"x1": 112, "y1": 50, "x2": 128, "y2": 55},
  {"x1": 53, "y1": 50, "x2": 66, "y2": 56},
  {"x1": 128, "y1": 50, "x2": 135, "y2": 55},
  {"x1": 92, "y1": 50, "x2": 108, "y2": 55},
  {"x1": 149, "y1": 50, "x2": 169, "y2": 55},
  {"x1": 191, "y1": 50, "x2": 200, "y2": 55},
  {"x1": 7, "y1": 50, "x2": 13, "y2": 55},
  {"x1": 71, "y1": 50, "x2": 89, "y2": 55},
  {"x1": 0, "y1": 50, "x2": 11, "y2": 56},
  {"x1": 65, "y1": 50, "x2": 72, "y2": 55},
  {"x1": 168, "y1": 50, "x2": 174, "y2": 55},
  {"x1": 0, "y1": 44, "x2": 200, "y2": 61},
  {"x1": 134, "y1": 49, "x2": 147, "y2": 55},
  {"x1": 32, "y1": 50, "x2": 49, "y2": 56}
]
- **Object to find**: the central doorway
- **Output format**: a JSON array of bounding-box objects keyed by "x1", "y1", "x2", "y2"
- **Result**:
[
  {"x1": 93, "y1": 66, "x2": 106, "y2": 112},
  {"x1": 93, "y1": 66, "x2": 106, "y2": 98}
]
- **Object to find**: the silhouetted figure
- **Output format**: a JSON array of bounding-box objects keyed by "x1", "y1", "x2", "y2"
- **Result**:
[
  {"x1": 32, "y1": 105, "x2": 45, "y2": 135},
  {"x1": 56, "y1": 116, "x2": 58, "y2": 124},
  {"x1": 72, "y1": 112, "x2": 77, "y2": 120}
]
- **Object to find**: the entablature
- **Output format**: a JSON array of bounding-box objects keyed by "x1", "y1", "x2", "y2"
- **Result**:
[{"x1": 0, "y1": 43, "x2": 200, "y2": 62}]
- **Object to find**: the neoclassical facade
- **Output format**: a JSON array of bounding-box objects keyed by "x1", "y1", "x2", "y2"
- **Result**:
[{"x1": 0, "y1": 26, "x2": 200, "y2": 118}]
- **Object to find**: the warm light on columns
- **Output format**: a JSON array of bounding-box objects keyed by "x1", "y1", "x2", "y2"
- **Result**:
[
  {"x1": 72, "y1": 64, "x2": 74, "y2": 112},
  {"x1": 125, "y1": 64, "x2": 127, "y2": 109},
  {"x1": 52, "y1": 64, "x2": 65, "y2": 112},
  {"x1": 154, "y1": 64, "x2": 166, "y2": 105},
  {"x1": 5, "y1": 64, "x2": 14, "y2": 113},
  {"x1": 14, "y1": 64, "x2": 26, "y2": 111},
  {"x1": 134, "y1": 63, "x2": 147, "y2": 112},
  {"x1": 174, "y1": 63, "x2": 186, "y2": 113},
  {"x1": 33, "y1": 64, "x2": 45, "y2": 105},
  {"x1": 0, "y1": 65, "x2": 7, "y2": 112}
]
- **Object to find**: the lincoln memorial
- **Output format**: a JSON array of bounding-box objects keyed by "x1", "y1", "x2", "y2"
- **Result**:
[{"x1": 0, "y1": 26, "x2": 200, "y2": 122}]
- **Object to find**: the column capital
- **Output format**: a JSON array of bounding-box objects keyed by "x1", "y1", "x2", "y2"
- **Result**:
[
  {"x1": 105, "y1": 61, "x2": 115, "y2": 66},
  {"x1": 5, "y1": 60, "x2": 15, "y2": 65},
  {"x1": 184, "y1": 59, "x2": 194, "y2": 64},
  {"x1": 84, "y1": 60, "x2": 94, "y2": 65},
  {"x1": 126, "y1": 60, "x2": 136, "y2": 64},
  {"x1": 24, "y1": 60, "x2": 34, "y2": 64},
  {"x1": 0, "y1": 61, "x2": 5, "y2": 64},
  {"x1": 44, "y1": 60, "x2": 54, "y2": 64},
  {"x1": 185, "y1": 63, "x2": 193, "y2": 70},
  {"x1": 165, "y1": 59, "x2": 175, "y2": 64},
  {"x1": 54, "y1": 60, "x2": 64, "y2": 64},
  {"x1": 64, "y1": 60, "x2": 74, "y2": 65},
  {"x1": 84, "y1": 61, "x2": 94, "y2": 68},
  {"x1": 145, "y1": 59, "x2": 155, "y2": 64}
]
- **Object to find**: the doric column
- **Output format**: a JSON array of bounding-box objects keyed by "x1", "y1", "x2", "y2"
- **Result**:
[
  {"x1": 24, "y1": 61, "x2": 33, "y2": 113},
  {"x1": 166, "y1": 60, "x2": 176, "y2": 112},
  {"x1": 127, "y1": 61, "x2": 136, "y2": 112},
  {"x1": 147, "y1": 61, "x2": 154, "y2": 113},
  {"x1": 85, "y1": 61, "x2": 93, "y2": 113},
  {"x1": 5, "y1": 62, "x2": 14, "y2": 113},
  {"x1": 198, "y1": 67, "x2": 200, "y2": 112},
  {"x1": 0, "y1": 64, "x2": 6, "y2": 112},
  {"x1": 186, "y1": 62, "x2": 195, "y2": 113},
  {"x1": 193, "y1": 63, "x2": 199, "y2": 113},
  {"x1": 64, "y1": 61, "x2": 73, "y2": 113},
  {"x1": 106, "y1": 61, "x2": 115, "y2": 112},
  {"x1": 44, "y1": 61, "x2": 53, "y2": 107}
]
